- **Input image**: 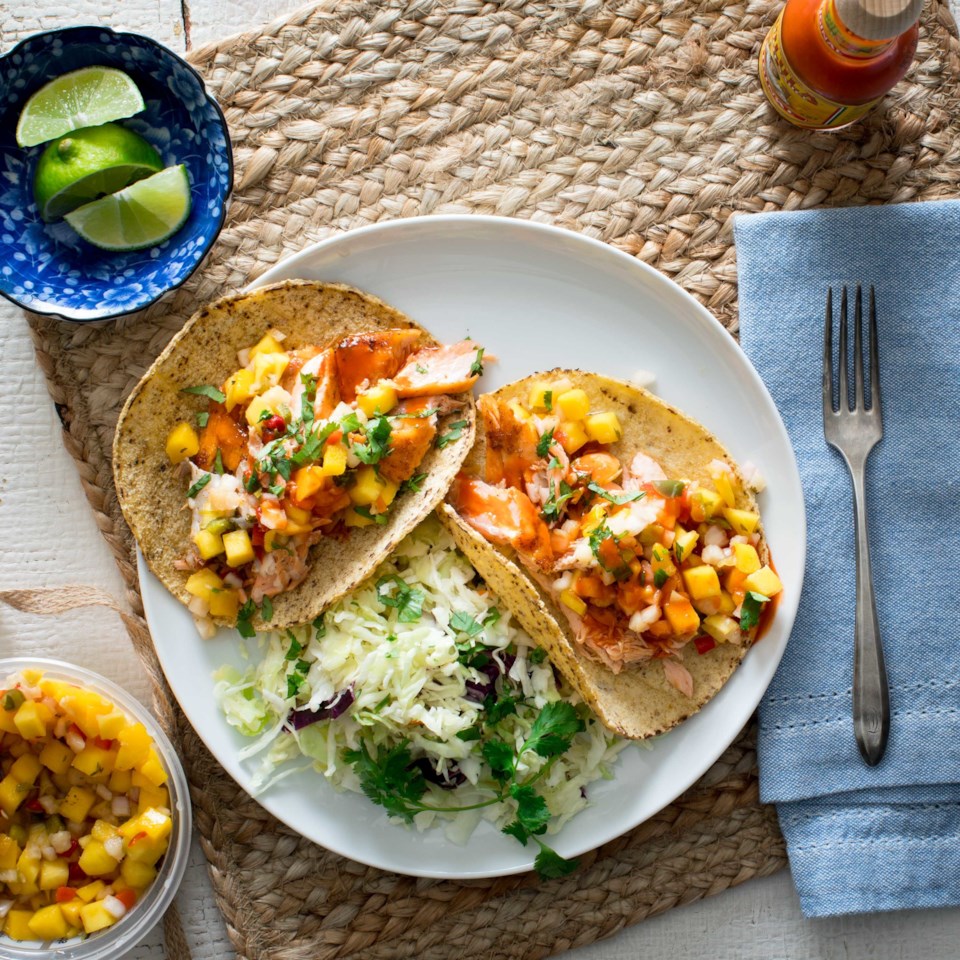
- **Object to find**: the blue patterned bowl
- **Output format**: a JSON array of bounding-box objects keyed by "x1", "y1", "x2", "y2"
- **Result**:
[{"x1": 0, "y1": 27, "x2": 232, "y2": 322}]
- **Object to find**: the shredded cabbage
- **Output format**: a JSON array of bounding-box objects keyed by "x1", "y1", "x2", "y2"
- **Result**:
[{"x1": 215, "y1": 517, "x2": 627, "y2": 843}]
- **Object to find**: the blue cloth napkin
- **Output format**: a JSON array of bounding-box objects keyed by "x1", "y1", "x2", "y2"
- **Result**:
[{"x1": 734, "y1": 201, "x2": 960, "y2": 918}]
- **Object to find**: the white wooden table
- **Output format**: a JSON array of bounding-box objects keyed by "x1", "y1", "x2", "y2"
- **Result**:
[{"x1": 2, "y1": 2, "x2": 960, "y2": 957}]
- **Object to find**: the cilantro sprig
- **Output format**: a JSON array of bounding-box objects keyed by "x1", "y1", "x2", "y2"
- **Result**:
[
  {"x1": 586, "y1": 481, "x2": 644, "y2": 505},
  {"x1": 739, "y1": 590, "x2": 769, "y2": 632},
  {"x1": 181, "y1": 383, "x2": 226, "y2": 403},
  {"x1": 375, "y1": 575, "x2": 424, "y2": 623},
  {"x1": 341, "y1": 699, "x2": 585, "y2": 879}
]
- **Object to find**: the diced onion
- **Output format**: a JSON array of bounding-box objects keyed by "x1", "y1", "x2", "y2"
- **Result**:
[
  {"x1": 187, "y1": 595, "x2": 210, "y2": 617},
  {"x1": 38, "y1": 794, "x2": 57, "y2": 814},
  {"x1": 104, "y1": 836, "x2": 124, "y2": 861},
  {"x1": 111, "y1": 795, "x2": 131, "y2": 817},
  {"x1": 0, "y1": 898, "x2": 13, "y2": 918},
  {"x1": 102, "y1": 895, "x2": 127, "y2": 919},
  {"x1": 96, "y1": 784, "x2": 113, "y2": 801},
  {"x1": 66, "y1": 728, "x2": 86, "y2": 753},
  {"x1": 193, "y1": 614, "x2": 217, "y2": 640},
  {"x1": 50, "y1": 831, "x2": 73, "y2": 854}
]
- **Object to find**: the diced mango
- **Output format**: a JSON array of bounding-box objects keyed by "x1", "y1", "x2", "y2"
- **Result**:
[
  {"x1": 732, "y1": 542, "x2": 761, "y2": 574},
  {"x1": 357, "y1": 383, "x2": 398, "y2": 417},
  {"x1": 507, "y1": 399, "x2": 532, "y2": 422},
  {"x1": 719, "y1": 591, "x2": 737, "y2": 615},
  {"x1": 527, "y1": 381, "x2": 554, "y2": 411},
  {"x1": 222, "y1": 529, "x2": 255, "y2": 567},
  {"x1": 223, "y1": 367, "x2": 255, "y2": 412},
  {"x1": 10, "y1": 753, "x2": 42, "y2": 784},
  {"x1": 682, "y1": 565, "x2": 721, "y2": 601},
  {"x1": 39, "y1": 858, "x2": 70, "y2": 891},
  {"x1": 743, "y1": 565, "x2": 783, "y2": 598},
  {"x1": 251, "y1": 351, "x2": 289, "y2": 393},
  {"x1": 71, "y1": 744, "x2": 115, "y2": 778},
  {"x1": 558, "y1": 420, "x2": 589, "y2": 454},
  {"x1": 673, "y1": 528, "x2": 699, "y2": 563},
  {"x1": 4, "y1": 910, "x2": 35, "y2": 941},
  {"x1": 122, "y1": 858, "x2": 158, "y2": 887},
  {"x1": 109, "y1": 768, "x2": 133, "y2": 794},
  {"x1": 208, "y1": 586, "x2": 240, "y2": 620},
  {"x1": 137, "y1": 785, "x2": 169, "y2": 814},
  {"x1": 723, "y1": 508, "x2": 760, "y2": 535},
  {"x1": 16, "y1": 849, "x2": 40, "y2": 884},
  {"x1": 138, "y1": 750, "x2": 168, "y2": 788},
  {"x1": 248, "y1": 333, "x2": 284, "y2": 359},
  {"x1": 650, "y1": 544, "x2": 677, "y2": 578},
  {"x1": 0, "y1": 705, "x2": 18, "y2": 734},
  {"x1": 59, "y1": 899, "x2": 83, "y2": 928},
  {"x1": 344, "y1": 508, "x2": 375, "y2": 527},
  {"x1": 244, "y1": 395, "x2": 273, "y2": 427},
  {"x1": 349, "y1": 466, "x2": 384, "y2": 506},
  {"x1": 702, "y1": 613, "x2": 742, "y2": 645},
  {"x1": 78, "y1": 839, "x2": 119, "y2": 877},
  {"x1": 28, "y1": 903, "x2": 72, "y2": 940},
  {"x1": 95, "y1": 711, "x2": 129, "y2": 741},
  {"x1": 165, "y1": 422, "x2": 200, "y2": 465},
  {"x1": 559, "y1": 589, "x2": 587, "y2": 616},
  {"x1": 690, "y1": 487, "x2": 723, "y2": 521},
  {"x1": 711, "y1": 466, "x2": 737, "y2": 507},
  {"x1": 115, "y1": 724, "x2": 151, "y2": 772},
  {"x1": 76, "y1": 880, "x2": 106, "y2": 903},
  {"x1": 58, "y1": 786, "x2": 96, "y2": 823},
  {"x1": 184, "y1": 568, "x2": 224, "y2": 603},
  {"x1": 0, "y1": 833, "x2": 21, "y2": 869},
  {"x1": 663, "y1": 595, "x2": 700, "y2": 635},
  {"x1": 193, "y1": 528, "x2": 225, "y2": 561},
  {"x1": 13, "y1": 698, "x2": 50, "y2": 739},
  {"x1": 80, "y1": 900, "x2": 118, "y2": 934},
  {"x1": 376, "y1": 479, "x2": 399, "y2": 511},
  {"x1": 292, "y1": 465, "x2": 325, "y2": 503},
  {"x1": 91, "y1": 820, "x2": 120, "y2": 843},
  {"x1": 584, "y1": 411, "x2": 622, "y2": 445},
  {"x1": 321, "y1": 443, "x2": 347, "y2": 477},
  {"x1": 556, "y1": 388, "x2": 590, "y2": 421}
]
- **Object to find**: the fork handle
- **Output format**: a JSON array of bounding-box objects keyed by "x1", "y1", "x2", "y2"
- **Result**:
[{"x1": 849, "y1": 460, "x2": 890, "y2": 766}]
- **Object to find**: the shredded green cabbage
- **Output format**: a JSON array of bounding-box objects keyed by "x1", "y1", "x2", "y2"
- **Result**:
[{"x1": 214, "y1": 517, "x2": 626, "y2": 844}]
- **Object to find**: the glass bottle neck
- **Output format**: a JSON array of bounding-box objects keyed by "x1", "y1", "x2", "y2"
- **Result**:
[{"x1": 818, "y1": 0, "x2": 897, "y2": 59}]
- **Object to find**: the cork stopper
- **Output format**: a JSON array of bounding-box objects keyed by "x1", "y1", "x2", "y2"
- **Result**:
[{"x1": 835, "y1": 0, "x2": 924, "y2": 39}]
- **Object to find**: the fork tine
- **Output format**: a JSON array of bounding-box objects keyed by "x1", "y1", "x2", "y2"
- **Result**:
[
  {"x1": 823, "y1": 287, "x2": 834, "y2": 414},
  {"x1": 869, "y1": 286, "x2": 881, "y2": 417},
  {"x1": 838, "y1": 286, "x2": 849, "y2": 411},
  {"x1": 854, "y1": 285, "x2": 865, "y2": 410}
]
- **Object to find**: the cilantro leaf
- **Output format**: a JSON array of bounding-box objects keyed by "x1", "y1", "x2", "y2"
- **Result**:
[
  {"x1": 469, "y1": 347, "x2": 485, "y2": 377},
  {"x1": 213, "y1": 449, "x2": 224, "y2": 476},
  {"x1": 339, "y1": 411, "x2": 363, "y2": 435},
  {"x1": 541, "y1": 480, "x2": 573, "y2": 522},
  {"x1": 450, "y1": 611, "x2": 483, "y2": 637},
  {"x1": 484, "y1": 692, "x2": 518, "y2": 725},
  {"x1": 437, "y1": 419, "x2": 469, "y2": 448},
  {"x1": 528, "y1": 647, "x2": 548, "y2": 665},
  {"x1": 236, "y1": 599, "x2": 256, "y2": 639},
  {"x1": 181, "y1": 384, "x2": 226, "y2": 403},
  {"x1": 536, "y1": 428, "x2": 555, "y2": 459},
  {"x1": 186, "y1": 474, "x2": 211, "y2": 499},
  {"x1": 299, "y1": 371, "x2": 318, "y2": 424},
  {"x1": 586, "y1": 481, "x2": 643, "y2": 505},
  {"x1": 375, "y1": 575, "x2": 424, "y2": 623},
  {"x1": 456, "y1": 726, "x2": 482, "y2": 742},
  {"x1": 653, "y1": 479, "x2": 686, "y2": 498},
  {"x1": 502, "y1": 820, "x2": 530, "y2": 845},
  {"x1": 400, "y1": 472, "x2": 427, "y2": 495},
  {"x1": 533, "y1": 841, "x2": 580, "y2": 879},
  {"x1": 352, "y1": 415, "x2": 392, "y2": 465},
  {"x1": 543, "y1": 390, "x2": 553, "y2": 412},
  {"x1": 654, "y1": 568, "x2": 668, "y2": 589},
  {"x1": 483, "y1": 607, "x2": 501, "y2": 627},
  {"x1": 482, "y1": 740, "x2": 515, "y2": 783},
  {"x1": 284, "y1": 632, "x2": 303, "y2": 660},
  {"x1": 510, "y1": 783, "x2": 551, "y2": 837},
  {"x1": 196, "y1": 411, "x2": 210, "y2": 428},
  {"x1": 354, "y1": 505, "x2": 389, "y2": 525},
  {"x1": 313, "y1": 614, "x2": 326, "y2": 639},
  {"x1": 521, "y1": 701, "x2": 584, "y2": 760},
  {"x1": 739, "y1": 590, "x2": 770, "y2": 632},
  {"x1": 342, "y1": 740, "x2": 427, "y2": 823},
  {"x1": 260, "y1": 595, "x2": 274, "y2": 622}
]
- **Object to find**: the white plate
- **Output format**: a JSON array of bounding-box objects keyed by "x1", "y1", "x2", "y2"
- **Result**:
[{"x1": 141, "y1": 215, "x2": 805, "y2": 879}]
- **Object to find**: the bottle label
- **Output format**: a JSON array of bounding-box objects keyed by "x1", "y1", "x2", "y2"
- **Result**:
[
  {"x1": 819, "y1": 0, "x2": 892, "y2": 59},
  {"x1": 759, "y1": 9, "x2": 880, "y2": 129}
]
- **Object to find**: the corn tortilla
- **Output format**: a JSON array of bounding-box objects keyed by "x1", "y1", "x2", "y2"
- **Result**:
[
  {"x1": 114, "y1": 280, "x2": 476, "y2": 631},
  {"x1": 438, "y1": 369, "x2": 768, "y2": 740}
]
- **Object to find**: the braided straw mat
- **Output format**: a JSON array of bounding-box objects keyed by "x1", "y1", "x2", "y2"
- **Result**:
[{"x1": 23, "y1": 0, "x2": 960, "y2": 956}]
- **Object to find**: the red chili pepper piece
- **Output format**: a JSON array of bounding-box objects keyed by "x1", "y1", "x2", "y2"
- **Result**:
[
  {"x1": 694, "y1": 635, "x2": 716, "y2": 655},
  {"x1": 68, "y1": 861, "x2": 88, "y2": 883},
  {"x1": 115, "y1": 888, "x2": 137, "y2": 910},
  {"x1": 55, "y1": 886, "x2": 78, "y2": 903},
  {"x1": 93, "y1": 736, "x2": 114, "y2": 750}
]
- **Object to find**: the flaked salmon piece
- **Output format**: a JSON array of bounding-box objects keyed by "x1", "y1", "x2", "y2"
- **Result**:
[
  {"x1": 451, "y1": 475, "x2": 553, "y2": 569},
  {"x1": 335, "y1": 328, "x2": 422, "y2": 402},
  {"x1": 662, "y1": 659, "x2": 694, "y2": 698},
  {"x1": 479, "y1": 396, "x2": 539, "y2": 487},
  {"x1": 392, "y1": 340, "x2": 485, "y2": 398},
  {"x1": 196, "y1": 409, "x2": 248, "y2": 473},
  {"x1": 290, "y1": 348, "x2": 340, "y2": 419},
  {"x1": 377, "y1": 396, "x2": 438, "y2": 485}
]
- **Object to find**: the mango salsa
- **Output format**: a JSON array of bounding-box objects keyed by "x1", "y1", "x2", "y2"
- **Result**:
[{"x1": 0, "y1": 669, "x2": 174, "y2": 945}]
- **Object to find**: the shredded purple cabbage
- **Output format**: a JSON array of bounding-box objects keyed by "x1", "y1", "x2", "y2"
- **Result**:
[
  {"x1": 288, "y1": 688, "x2": 355, "y2": 729},
  {"x1": 464, "y1": 652, "x2": 516, "y2": 703},
  {"x1": 413, "y1": 758, "x2": 466, "y2": 789}
]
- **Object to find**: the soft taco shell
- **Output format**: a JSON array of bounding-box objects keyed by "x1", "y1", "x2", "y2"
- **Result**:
[
  {"x1": 114, "y1": 280, "x2": 475, "y2": 631},
  {"x1": 438, "y1": 369, "x2": 767, "y2": 740}
]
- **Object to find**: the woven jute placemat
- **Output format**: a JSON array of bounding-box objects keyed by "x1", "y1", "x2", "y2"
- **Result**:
[{"x1": 23, "y1": 1, "x2": 960, "y2": 957}]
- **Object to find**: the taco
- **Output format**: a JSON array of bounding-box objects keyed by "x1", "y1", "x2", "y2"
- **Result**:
[
  {"x1": 438, "y1": 370, "x2": 781, "y2": 739},
  {"x1": 114, "y1": 280, "x2": 484, "y2": 636}
]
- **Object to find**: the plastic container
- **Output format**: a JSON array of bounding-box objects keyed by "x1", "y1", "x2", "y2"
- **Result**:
[{"x1": 0, "y1": 658, "x2": 191, "y2": 959}]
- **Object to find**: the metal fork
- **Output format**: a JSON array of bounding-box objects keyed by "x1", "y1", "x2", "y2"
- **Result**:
[{"x1": 823, "y1": 286, "x2": 889, "y2": 766}]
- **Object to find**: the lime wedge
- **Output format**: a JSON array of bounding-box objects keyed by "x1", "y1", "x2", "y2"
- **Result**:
[
  {"x1": 65, "y1": 165, "x2": 192, "y2": 251},
  {"x1": 33, "y1": 124, "x2": 163, "y2": 222},
  {"x1": 16, "y1": 66, "x2": 145, "y2": 148}
]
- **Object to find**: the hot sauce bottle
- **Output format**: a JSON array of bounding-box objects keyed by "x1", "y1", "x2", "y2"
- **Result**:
[{"x1": 759, "y1": 0, "x2": 924, "y2": 129}]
